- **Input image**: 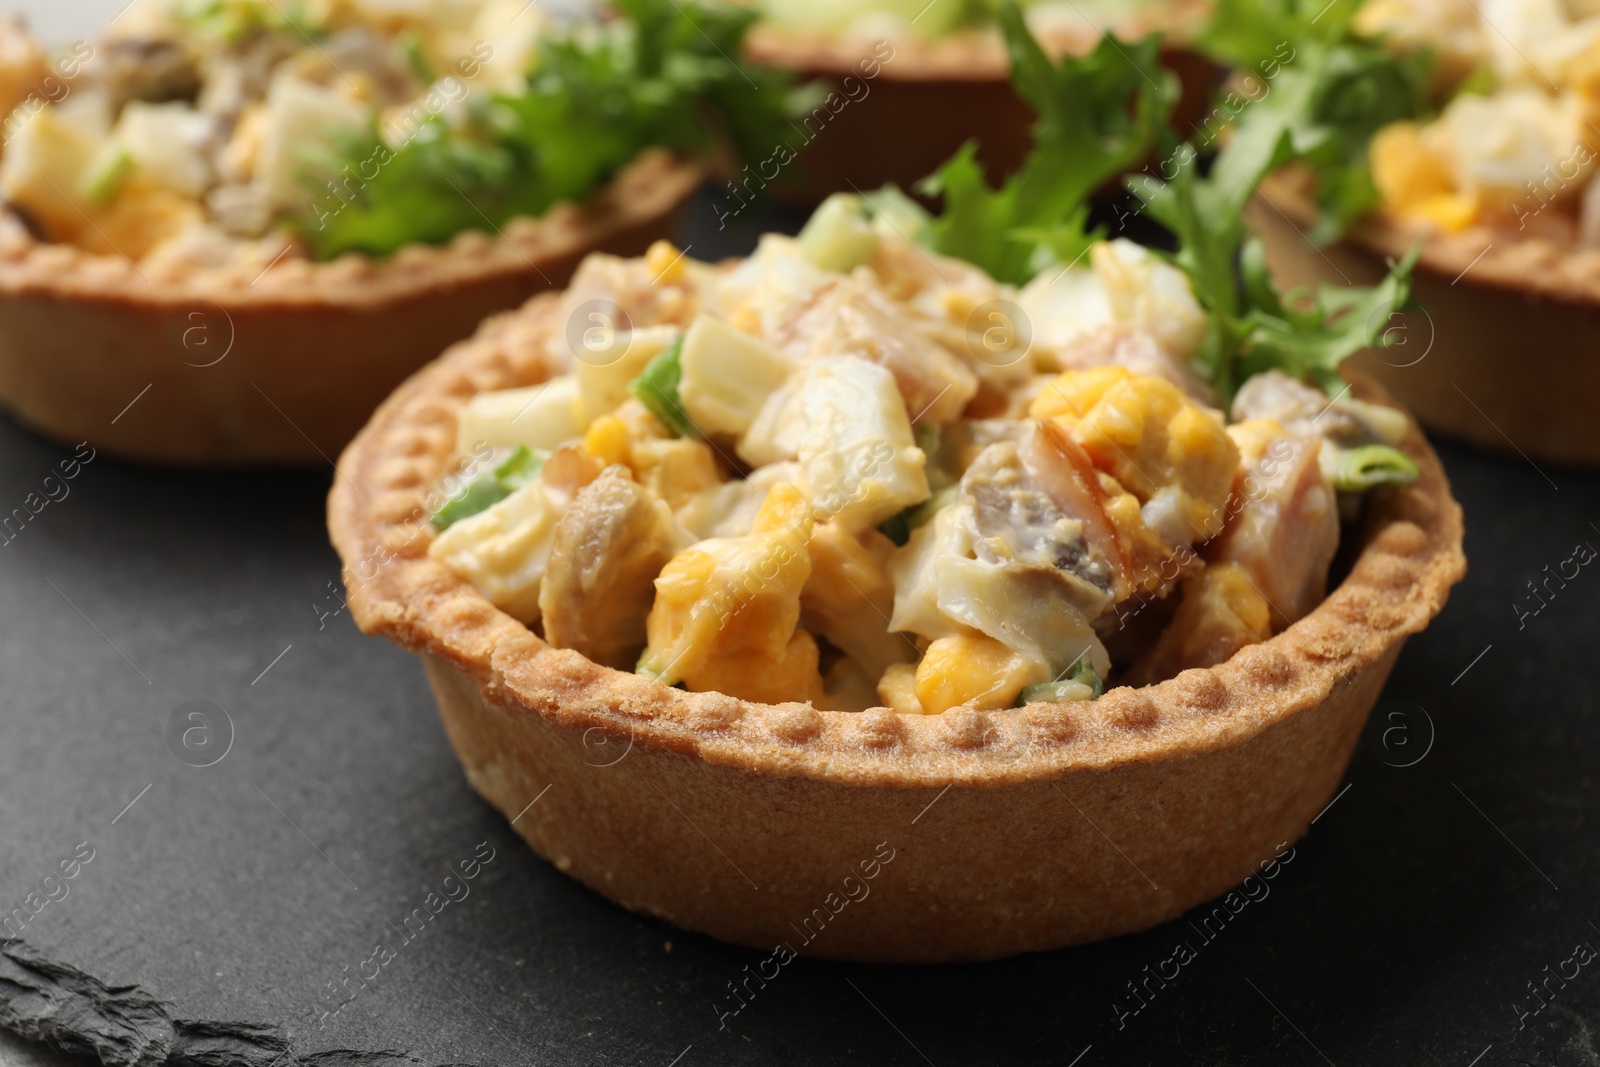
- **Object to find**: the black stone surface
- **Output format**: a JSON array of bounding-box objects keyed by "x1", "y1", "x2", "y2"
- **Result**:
[{"x1": 1, "y1": 192, "x2": 1596, "y2": 1067}]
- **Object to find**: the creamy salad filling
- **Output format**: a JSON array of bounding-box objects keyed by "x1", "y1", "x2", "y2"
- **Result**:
[
  {"x1": 1358, "y1": 0, "x2": 1600, "y2": 241},
  {"x1": 1278, "y1": 0, "x2": 1600, "y2": 242},
  {"x1": 422, "y1": 199, "x2": 1416, "y2": 713},
  {"x1": 0, "y1": 0, "x2": 793, "y2": 266}
]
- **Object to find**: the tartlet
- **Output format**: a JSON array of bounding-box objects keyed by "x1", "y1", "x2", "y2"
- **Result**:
[
  {"x1": 327, "y1": 240, "x2": 1464, "y2": 962},
  {"x1": 1245, "y1": 0, "x2": 1600, "y2": 466},
  {"x1": 0, "y1": 1, "x2": 778, "y2": 465},
  {"x1": 1252, "y1": 168, "x2": 1600, "y2": 468},
  {"x1": 739, "y1": 0, "x2": 1219, "y2": 202},
  {"x1": 0, "y1": 151, "x2": 697, "y2": 465}
]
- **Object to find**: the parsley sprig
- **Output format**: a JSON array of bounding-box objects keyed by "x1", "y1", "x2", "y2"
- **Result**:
[
  {"x1": 915, "y1": 3, "x2": 1178, "y2": 285},
  {"x1": 1196, "y1": 0, "x2": 1434, "y2": 241},
  {"x1": 1127, "y1": 0, "x2": 1430, "y2": 399},
  {"x1": 907, "y1": 1, "x2": 1423, "y2": 401}
]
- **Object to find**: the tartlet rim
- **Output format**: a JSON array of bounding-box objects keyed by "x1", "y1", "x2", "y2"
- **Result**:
[{"x1": 1260, "y1": 166, "x2": 1600, "y2": 306}]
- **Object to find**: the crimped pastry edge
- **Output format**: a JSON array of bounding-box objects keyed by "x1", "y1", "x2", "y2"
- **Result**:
[{"x1": 327, "y1": 285, "x2": 1467, "y2": 792}]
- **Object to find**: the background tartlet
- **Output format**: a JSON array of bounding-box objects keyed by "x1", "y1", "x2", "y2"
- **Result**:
[
  {"x1": 1252, "y1": 168, "x2": 1600, "y2": 469},
  {"x1": 740, "y1": 0, "x2": 1219, "y2": 203},
  {"x1": 0, "y1": 150, "x2": 699, "y2": 465}
]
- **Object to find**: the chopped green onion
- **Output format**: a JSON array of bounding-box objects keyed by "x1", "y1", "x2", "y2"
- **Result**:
[
  {"x1": 399, "y1": 32, "x2": 434, "y2": 84},
  {"x1": 877, "y1": 512, "x2": 912, "y2": 548},
  {"x1": 1018, "y1": 679, "x2": 1096, "y2": 705},
  {"x1": 629, "y1": 338, "x2": 698, "y2": 439},
  {"x1": 431, "y1": 479, "x2": 511, "y2": 531},
  {"x1": 80, "y1": 147, "x2": 134, "y2": 207},
  {"x1": 1334, "y1": 444, "x2": 1418, "y2": 493},
  {"x1": 494, "y1": 444, "x2": 546, "y2": 490},
  {"x1": 430, "y1": 445, "x2": 548, "y2": 530},
  {"x1": 877, "y1": 485, "x2": 958, "y2": 546},
  {"x1": 1018, "y1": 652, "x2": 1104, "y2": 705}
]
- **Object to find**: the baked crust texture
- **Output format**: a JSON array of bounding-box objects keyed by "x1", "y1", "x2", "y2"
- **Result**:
[
  {"x1": 328, "y1": 290, "x2": 1466, "y2": 962},
  {"x1": 0, "y1": 151, "x2": 700, "y2": 465},
  {"x1": 1253, "y1": 168, "x2": 1600, "y2": 466}
]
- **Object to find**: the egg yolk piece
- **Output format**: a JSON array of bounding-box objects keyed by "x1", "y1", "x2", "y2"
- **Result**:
[{"x1": 641, "y1": 483, "x2": 825, "y2": 705}]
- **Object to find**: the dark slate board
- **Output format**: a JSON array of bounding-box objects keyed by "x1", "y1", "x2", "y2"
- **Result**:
[{"x1": 1, "y1": 191, "x2": 1597, "y2": 1067}]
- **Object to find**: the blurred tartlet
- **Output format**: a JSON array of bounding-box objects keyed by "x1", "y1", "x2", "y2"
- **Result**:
[
  {"x1": 1243, "y1": 0, "x2": 1600, "y2": 465},
  {"x1": 735, "y1": 0, "x2": 1219, "y2": 202},
  {"x1": 0, "y1": 0, "x2": 790, "y2": 464}
]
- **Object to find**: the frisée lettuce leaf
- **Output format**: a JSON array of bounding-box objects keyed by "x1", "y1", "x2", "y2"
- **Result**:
[
  {"x1": 914, "y1": 3, "x2": 1178, "y2": 285},
  {"x1": 296, "y1": 0, "x2": 802, "y2": 259}
]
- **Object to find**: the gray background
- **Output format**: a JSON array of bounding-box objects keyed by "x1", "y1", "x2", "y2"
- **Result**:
[{"x1": 1, "y1": 1, "x2": 125, "y2": 46}]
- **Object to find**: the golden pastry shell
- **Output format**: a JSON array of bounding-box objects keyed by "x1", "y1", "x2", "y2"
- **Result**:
[{"x1": 328, "y1": 289, "x2": 1466, "y2": 962}]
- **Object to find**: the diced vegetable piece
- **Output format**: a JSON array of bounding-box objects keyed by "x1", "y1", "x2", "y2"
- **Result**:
[
  {"x1": 79, "y1": 145, "x2": 135, "y2": 207},
  {"x1": 455, "y1": 376, "x2": 588, "y2": 456},
  {"x1": 577, "y1": 325, "x2": 680, "y2": 427},
  {"x1": 398, "y1": 31, "x2": 434, "y2": 83},
  {"x1": 628, "y1": 337, "x2": 698, "y2": 439},
  {"x1": 494, "y1": 445, "x2": 546, "y2": 489},
  {"x1": 1333, "y1": 444, "x2": 1419, "y2": 492},
  {"x1": 427, "y1": 479, "x2": 563, "y2": 623},
  {"x1": 116, "y1": 101, "x2": 215, "y2": 198},
  {"x1": 796, "y1": 356, "x2": 930, "y2": 532},
  {"x1": 431, "y1": 477, "x2": 512, "y2": 532},
  {"x1": 677, "y1": 315, "x2": 797, "y2": 436},
  {"x1": 258, "y1": 76, "x2": 372, "y2": 211},
  {"x1": 430, "y1": 445, "x2": 547, "y2": 531},
  {"x1": 864, "y1": 184, "x2": 930, "y2": 243},
  {"x1": 0, "y1": 105, "x2": 98, "y2": 240},
  {"x1": 1067, "y1": 652, "x2": 1104, "y2": 696},
  {"x1": 796, "y1": 193, "x2": 878, "y2": 274}
]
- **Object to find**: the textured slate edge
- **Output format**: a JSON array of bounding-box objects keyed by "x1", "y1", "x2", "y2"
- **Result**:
[{"x1": 0, "y1": 942, "x2": 457, "y2": 1067}]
